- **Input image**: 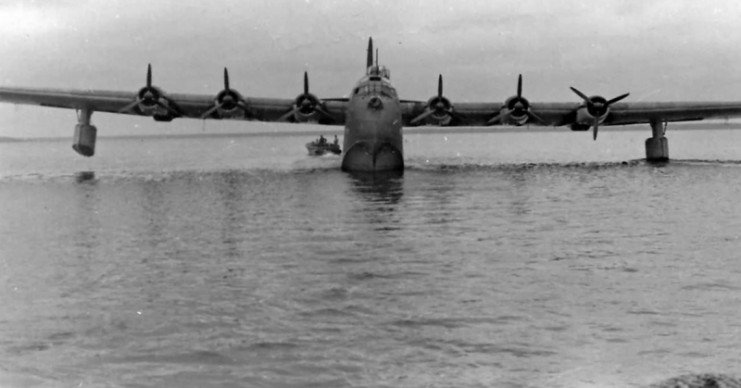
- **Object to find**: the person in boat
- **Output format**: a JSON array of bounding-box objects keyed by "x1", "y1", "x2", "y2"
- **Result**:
[
  {"x1": 333, "y1": 135, "x2": 339, "y2": 146},
  {"x1": 319, "y1": 135, "x2": 326, "y2": 145}
]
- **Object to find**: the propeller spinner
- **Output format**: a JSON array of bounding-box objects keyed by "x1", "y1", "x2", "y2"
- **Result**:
[
  {"x1": 119, "y1": 64, "x2": 179, "y2": 116},
  {"x1": 279, "y1": 71, "x2": 332, "y2": 122},
  {"x1": 200, "y1": 68, "x2": 250, "y2": 119},
  {"x1": 410, "y1": 75, "x2": 460, "y2": 125},
  {"x1": 488, "y1": 74, "x2": 546, "y2": 125},
  {"x1": 570, "y1": 87, "x2": 629, "y2": 140}
]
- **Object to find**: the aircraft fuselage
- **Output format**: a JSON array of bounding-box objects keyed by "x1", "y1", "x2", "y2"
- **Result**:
[{"x1": 341, "y1": 66, "x2": 404, "y2": 172}]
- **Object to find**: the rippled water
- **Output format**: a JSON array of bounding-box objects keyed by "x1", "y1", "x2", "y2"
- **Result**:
[{"x1": 1, "y1": 128, "x2": 741, "y2": 387}]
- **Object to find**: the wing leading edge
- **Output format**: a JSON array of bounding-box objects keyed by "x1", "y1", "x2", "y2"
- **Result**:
[
  {"x1": 4, "y1": 70, "x2": 741, "y2": 131},
  {"x1": 0, "y1": 65, "x2": 349, "y2": 125},
  {"x1": 401, "y1": 73, "x2": 741, "y2": 141},
  {"x1": 3, "y1": 65, "x2": 741, "y2": 158}
]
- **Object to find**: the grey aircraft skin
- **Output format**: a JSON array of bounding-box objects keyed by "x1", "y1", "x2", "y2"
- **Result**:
[
  {"x1": 3, "y1": 37, "x2": 741, "y2": 170},
  {"x1": 342, "y1": 39, "x2": 404, "y2": 171}
]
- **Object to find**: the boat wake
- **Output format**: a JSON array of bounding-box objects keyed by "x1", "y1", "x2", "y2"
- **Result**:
[{"x1": 404, "y1": 158, "x2": 741, "y2": 172}]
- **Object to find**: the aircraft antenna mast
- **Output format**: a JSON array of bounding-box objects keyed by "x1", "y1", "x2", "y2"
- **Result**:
[
  {"x1": 376, "y1": 49, "x2": 379, "y2": 67},
  {"x1": 366, "y1": 38, "x2": 374, "y2": 70}
]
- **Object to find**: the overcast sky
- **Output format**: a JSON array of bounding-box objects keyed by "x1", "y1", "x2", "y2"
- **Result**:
[{"x1": 2, "y1": 0, "x2": 741, "y2": 138}]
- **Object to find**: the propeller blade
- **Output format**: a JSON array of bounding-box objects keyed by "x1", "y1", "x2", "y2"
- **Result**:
[
  {"x1": 606, "y1": 92, "x2": 630, "y2": 105},
  {"x1": 569, "y1": 87, "x2": 591, "y2": 104},
  {"x1": 156, "y1": 100, "x2": 180, "y2": 117},
  {"x1": 200, "y1": 103, "x2": 223, "y2": 119},
  {"x1": 410, "y1": 109, "x2": 436, "y2": 125},
  {"x1": 236, "y1": 102, "x2": 251, "y2": 116},
  {"x1": 487, "y1": 112, "x2": 507, "y2": 125},
  {"x1": 224, "y1": 68, "x2": 230, "y2": 91},
  {"x1": 314, "y1": 106, "x2": 333, "y2": 120},
  {"x1": 304, "y1": 71, "x2": 309, "y2": 95},
  {"x1": 147, "y1": 64, "x2": 152, "y2": 88},
  {"x1": 526, "y1": 111, "x2": 547, "y2": 125},
  {"x1": 118, "y1": 99, "x2": 141, "y2": 113},
  {"x1": 593, "y1": 115, "x2": 599, "y2": 140},
  {"x1": 438, "y1": 74, "x2": 443, "y2": 99},
  {"x1": 279, "y1": 106, "x2": 302, "y2": 122},
  {"x1": 517, "y1": 74, "x2": 522, "y2": 99},
  {"x1": 447, "y1": 109, "x2": 463, "y2": 122}
]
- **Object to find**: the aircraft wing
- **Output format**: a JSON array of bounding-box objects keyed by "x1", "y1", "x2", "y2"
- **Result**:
[
  {"x1": 401, "y1": 100, "x2": 578, "y2": 127},
  {"x1": 5, "y1": 87, "x2": 741, "y2": 129},
  {"x1": 402, "y1": 74, "x2": 741, "y2": 131},
  {"x1": 601, "y1": 102, "x2": 741, "y2": 126},
  {"x1": 0, "y1": 87, "x2": 138, "y2": 113},
  {"x1": 0, "y1": 86, "x2": 349, "y2": 124},
  {"x1": 0, "y1": 67, "x2": 349, "y2": 125},
  {"x1": 402, "y1": 99, "x2": 741, "y2": 127}
]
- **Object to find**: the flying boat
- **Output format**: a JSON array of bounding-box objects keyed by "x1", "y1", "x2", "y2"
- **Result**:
[{"x1": 2, "y1": 38, "x2": 741, "y2": 171}]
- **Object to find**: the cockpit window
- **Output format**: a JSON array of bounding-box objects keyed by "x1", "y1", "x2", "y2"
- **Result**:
[
  {"x1": 383, "y1": 84, "x2": 397, "y2": 97},
  {"x1": 367, "y1": 65, "x2": 391, "y2": 81},
  {"x1": 353, "y1": 81, "x2": 397, "y2": 98},
  {"x1": 380, "y1": 66, "x2": 390, "y2": 80}
]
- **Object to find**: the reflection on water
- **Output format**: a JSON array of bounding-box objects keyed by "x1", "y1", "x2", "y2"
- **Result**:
[
  {"x1": 74, "y1": 171, "x2": 96, "y2": 183},
  {"x1": 2, "y1": 135, "x2": 741, "y2": 387},
  {"x1": 344, "y1": 171, "x2": 405, "y2": 236},
  {"x1": 213, "y1": 170, "x2": 249, "y2": 259},
  {"x1": 346, "y1": 170, "x2": 404, "y2": 205},
  {"x1": 138, "y1": 173, "x2": 169, "y2": 251}
]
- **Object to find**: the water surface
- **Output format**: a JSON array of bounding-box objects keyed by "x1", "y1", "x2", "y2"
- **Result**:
[{"x1": 1, "y1": 128, "x2": 741, "y2": 387}]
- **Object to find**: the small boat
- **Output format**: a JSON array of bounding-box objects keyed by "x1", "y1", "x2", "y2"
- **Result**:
[{"x1": 306, "y1": 136, "x2": 341, "y2": 156}]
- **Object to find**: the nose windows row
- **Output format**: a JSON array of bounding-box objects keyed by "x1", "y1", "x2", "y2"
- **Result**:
[{"x1": 353, "y1": 84, "x2": 397, "y2": 97}]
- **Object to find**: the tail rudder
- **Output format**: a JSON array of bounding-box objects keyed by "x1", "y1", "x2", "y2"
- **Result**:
[{"x1": 366, "y1": 37, "x2": 373, "y2": 71}]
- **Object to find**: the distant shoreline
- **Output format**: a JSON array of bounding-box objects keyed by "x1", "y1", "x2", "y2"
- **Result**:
[{"x1": 3, "y1": 122, "x2": 741, "y2": 142}]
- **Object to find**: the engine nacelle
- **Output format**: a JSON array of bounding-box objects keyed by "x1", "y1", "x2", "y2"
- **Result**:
[
  {"x1": 570, "y1": 123, "x2": 591, "y2": 131},
  {"x1": 488, "y1": 75, "x2": 546, "y2": 126},
  {"x1": 288, "y1": 92, "x2": 330, "y2": 123},
  {"x1": 134, "y1": 84, "x2": 171, "y2": 116},
  {"x1": 292, "y1": 110, "x2": 322, "y2": 124},
  {"x1": 575, "y1": 106, "x2": 608, "y2": 126},
  {"x1": 121, "y1": 65, "x2": 181, "y2": 119},
  {"x1": 153, "y1": 114, "x2": 174, "y2": 122},
  {"x1": 137, "y1": 104, "x2": 158, "y2": 115},
  {"x1": 214, "y1": 89, "x2": 247, "y2": 119},
  {"x1": 72, "y1": 124, "x2": 97, "y2": 157},
  {"x1": 422, "y1": 114, "x2": 452, "y2": 126},
  {"x1": 498, "y1": 103, "x2": 529, "y2": 125},
  {"x1": 410, "y1": 75, "x2": 459, "y2": 126},
  {"x1": 422, "y1": 96, "x2": 454, "y2": 126}
]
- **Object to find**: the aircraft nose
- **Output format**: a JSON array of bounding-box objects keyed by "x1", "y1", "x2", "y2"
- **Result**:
[{"x1": 368, "y1": 96, "x2": 383, "y2": 110}]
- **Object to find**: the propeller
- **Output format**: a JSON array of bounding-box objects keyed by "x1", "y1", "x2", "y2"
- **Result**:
[
  {"x1": 569, "y1": 87, "x2": 629, "y2": 140},
  {"x1": 410, "y1": 74, "x2": 460, "y2": 125},
  {"x1": 200, "y1": 68, "x2": 250, "y2": 119},
  {"x1": 488, "y1": 74, "x2": 546, "y2": 125},
  {"x1": 119, "y1": 64, "x2": 179, "y2": 116},
  {"x1": 278, "y1": 71, "x2": 332, "y2": 122}
]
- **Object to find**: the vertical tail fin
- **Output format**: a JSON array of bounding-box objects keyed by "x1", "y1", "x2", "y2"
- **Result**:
[{"x1": 366, "y1": 37, "x2": 373, "y2": 70}]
